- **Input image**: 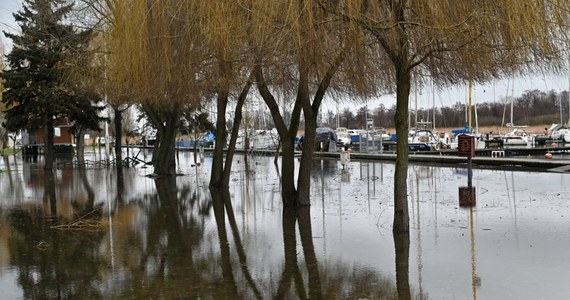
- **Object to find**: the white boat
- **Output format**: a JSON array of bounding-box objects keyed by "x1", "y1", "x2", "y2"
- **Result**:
[
  {"x1": 236, "y1": 129, "x2": 279, "y2": 150},
  {"x1": 548, "y1": 124, "x2": 570, "y2": 142},
  {"x1": 370, "y1": 128, "x2": 391, "y2": 141},
  {"x1": 564, "y1": 132, "x2": 570, "y2": 143},
  {"x1": 502, "y1": 127, "x2": 530, "y2": 146},
  {"x1": 408, "y1": 129, "x2": 445, "y2": 150},
  {"x1": 335, "y1": 127, "x2": 351, "y2": 146}
]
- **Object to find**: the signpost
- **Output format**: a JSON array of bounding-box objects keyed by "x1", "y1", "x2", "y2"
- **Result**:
[{"x1": 457, "y1": 134, "x2": 476, "y2": 206}]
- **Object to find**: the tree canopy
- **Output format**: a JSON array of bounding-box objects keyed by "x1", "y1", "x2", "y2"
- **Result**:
[
  {"x1": 320, "y1": 0, "x2": 570, "y2": 233},
  {"x1": 84, "y1": 0, "x2": 570, "y2": 228},
  {"x1": 1, "y1": 0, "x2": 100, "y2": 132},
  {"x1": 1, "y1": 0, "x2": 102, "y2": 169}
]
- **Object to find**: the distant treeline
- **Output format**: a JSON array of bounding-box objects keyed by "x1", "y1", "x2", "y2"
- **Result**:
[{"x1": 320, "y1": 89, "x2": 569, "y2": 129}]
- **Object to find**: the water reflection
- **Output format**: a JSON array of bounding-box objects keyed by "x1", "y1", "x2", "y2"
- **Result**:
[
  {"x1": 1, "y1": 154, "x2": 569, "y2": 298},
  {"x1": 394, "y1": 233, "x2": 411, "y2": 300},
  {"x1": 276, "y1": 206, "x2": 322, "y2": 299},
  {"x1": 7, "y1": 169, "x2": 106, "y2": 299},
  {"x1": 212, "y1": 189, "x2": 262, "y2": 299}
]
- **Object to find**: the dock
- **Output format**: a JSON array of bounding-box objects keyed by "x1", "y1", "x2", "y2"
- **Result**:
[
  {"x1": 312, "y1": 148, "x2": 570, "y2": 172},
  {"x1": 131, "y1": 144, "x2": 570, "y2": 172}
]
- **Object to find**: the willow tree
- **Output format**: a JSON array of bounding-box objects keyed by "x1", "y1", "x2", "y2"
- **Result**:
[
  {"x1": 190, "y1": 1, "x2": 255, "y2": 190},
  {"x1": 248, "y1": 0, "x2": 375, "y2": 206},
  {"x1": 330, "y1": 0, "x2": 570, "y2": 233},
  {"x1": 108, "y1": 0, "x2": 202, "y2": 175},
  {"x1": 78, "y1": 0, "x2": 135, "y2": 164}
]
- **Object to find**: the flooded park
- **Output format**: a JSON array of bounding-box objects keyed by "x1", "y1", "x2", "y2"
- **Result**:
[{"x1": 1, "y1": 149, "x2": 570, "y2": 299}]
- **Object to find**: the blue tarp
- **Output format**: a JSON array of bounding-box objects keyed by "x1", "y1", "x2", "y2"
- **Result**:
[
  {"x1": 451, "y1": 123, "x2": 469, "y2": 136},
  {"x1": 204, "y1": 131, "x2": 215, "y2": 142}
]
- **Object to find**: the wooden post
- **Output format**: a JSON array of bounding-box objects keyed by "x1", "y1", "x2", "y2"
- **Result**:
[{"x1": 458, "y1": 134, "x2": 476, "y2": 207}]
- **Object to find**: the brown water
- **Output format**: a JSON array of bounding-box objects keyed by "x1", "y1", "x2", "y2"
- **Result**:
[{"x1": 1, "y1": 150, "x2": 569, "y2": 299}]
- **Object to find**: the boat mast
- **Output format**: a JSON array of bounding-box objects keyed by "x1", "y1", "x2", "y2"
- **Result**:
[
  {"x1": 432, "y1": 80, "x2": 436, "y2": 131},
  {"x1": 415, "y1": 89, "x2": 418, "y2": 128},
  {"x1": 510, "y1": 81, "x2": 514, "y2": 126},
  {"x1": 468, "y1": 80, "x2": 472, "y2": 133},
  {"x1": 336, "y1": 100, "x2": 339, "y2": 128}
]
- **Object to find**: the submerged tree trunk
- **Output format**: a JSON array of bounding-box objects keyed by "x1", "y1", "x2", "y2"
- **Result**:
[
  {"x1": 113, "y1": 106, "x2": 123, "y2": 164},
  {"x1": 153, "y1": 113, "x2": 179, "y2": 176},
  {"x1": 296, "y1": 49, "x2": 345, "y2": 205},
  {"x1": 76, "y1": 128, "x2": 86, "y2": 164},
  {"x1": 210, "y1": 90, "x2": 229, "y2": 189},
  {"x1": 393, "y1": 62, "x2": 411, "y2": 234},
  {"x1": 295, "y1": 70, "x2": 315, "y2": 206},
  {"x1": 144, "y1": 103, "x2": 180, "y2": 176},
  {"x1": 211, "y1": 74, "x2": 253, "y2": 190},
  {"x1": 220, "y1": 82, "x2": 252, "y2": 188},
  {"x1": 256, "y1": 46, "x2": 345, "y2": 206},
  {"x1": 279, "y1": 136, "x2": 298, "y2": 205},
  {"x1": 43, "y1": 120, "x2": 55, "y2": 171},
  {"x1": 255, "y1": 65, "x2": 302, "y2": 207}
]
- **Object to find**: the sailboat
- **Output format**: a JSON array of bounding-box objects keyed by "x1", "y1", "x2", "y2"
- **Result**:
[
  {"x1": 501, "y1": 81, "x2": 532, "y2": 146},
  {"x1": 502, "y1": 125, "x2": 530, "y2": 146},
  {"x1": 408, "y1": 121, "x2": 445, "y2": 150}
]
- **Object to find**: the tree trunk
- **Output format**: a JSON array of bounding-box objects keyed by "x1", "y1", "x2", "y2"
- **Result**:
[
  {"x1": 255, "y1": 65, "x2": 302, "y2": 207},
  {"x1": 152, "y1": 130, "x2": 161, "y2": 163},
  {"x1": 114, "y1": 106, "x2": 123, "y2": 164},
  {"x1": 393, "y1": 64, "x2": 411, "y2": 234},
  {"x1": 153, "y1": 113, "x2": 179, "y2": 176},
  {"x1": 76, "y1": 128, "x2": 86, "y2": 164},
  {"x1": 210, "y1": 91, "x2": 229, "y2": 189},
  {"x1": 279, "y1": 137, "x2": 298, "y2": 206},
  {"x1": 295, "y1": 68, "x2": 316, "y2": 206},
  {"x1": 43, "y1": 120, "x2": 55, "y2": 171},
  {"x1": 296, "y1": 116, "x2": 317, "y2": 205},
  {"x1": 220, "y1": 98, "x2": 244, "y2": 188},
  {"x1": 78, "y1": 164, "x2": 95, "y2": 212}
]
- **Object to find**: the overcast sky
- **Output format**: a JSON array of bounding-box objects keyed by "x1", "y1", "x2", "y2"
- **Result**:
[
  {"x1": 1, "y1": 0, "x2": 568, "y2": 112},
  {"x1": 0, "y1": 0, "x2": 21, "y2": 47}
]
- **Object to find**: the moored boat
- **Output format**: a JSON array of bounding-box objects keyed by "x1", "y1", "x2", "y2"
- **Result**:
[{"x1": 502, "y1": 127, "x2": 531, "y2": 146}]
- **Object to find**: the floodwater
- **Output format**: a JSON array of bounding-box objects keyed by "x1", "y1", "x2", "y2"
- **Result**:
[{"x1": 1, "y1": 149, "x2": 570, "y2": 299}]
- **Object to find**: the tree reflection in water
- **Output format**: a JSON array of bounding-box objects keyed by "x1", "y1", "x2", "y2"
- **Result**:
[
  {"x1": 7, "y1": 169, "x2": 106, "y2": 299},
  {"x1": 394, "y1": 233, "x2": 411, "y2": 300},
  {"x1": 1, "y1": 159, "x2": 431, "y2": 299},
  {"x1": 115, "y1": 176, "x2": 210, "y2": 298},
  {"x1": 276, "y1": 205, "x2": 323, "y2": 299}
]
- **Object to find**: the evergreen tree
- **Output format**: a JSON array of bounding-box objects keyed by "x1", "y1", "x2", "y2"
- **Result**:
[{"x1": 1, "y1": 0, "x2": 98, "y2": 170}]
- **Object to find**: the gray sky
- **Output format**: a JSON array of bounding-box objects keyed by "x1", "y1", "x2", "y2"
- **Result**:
[
  {"x1": 0, "y1": 0, "x2": 21, "y2": 50},
  {"x1": 332, "y1": 74, "x2": 570, "y2": 111}
]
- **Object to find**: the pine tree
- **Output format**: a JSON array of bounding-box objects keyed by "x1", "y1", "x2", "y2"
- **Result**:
[{"x1": 1, "y1": 0, "x2": 100, "y2": 170}]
